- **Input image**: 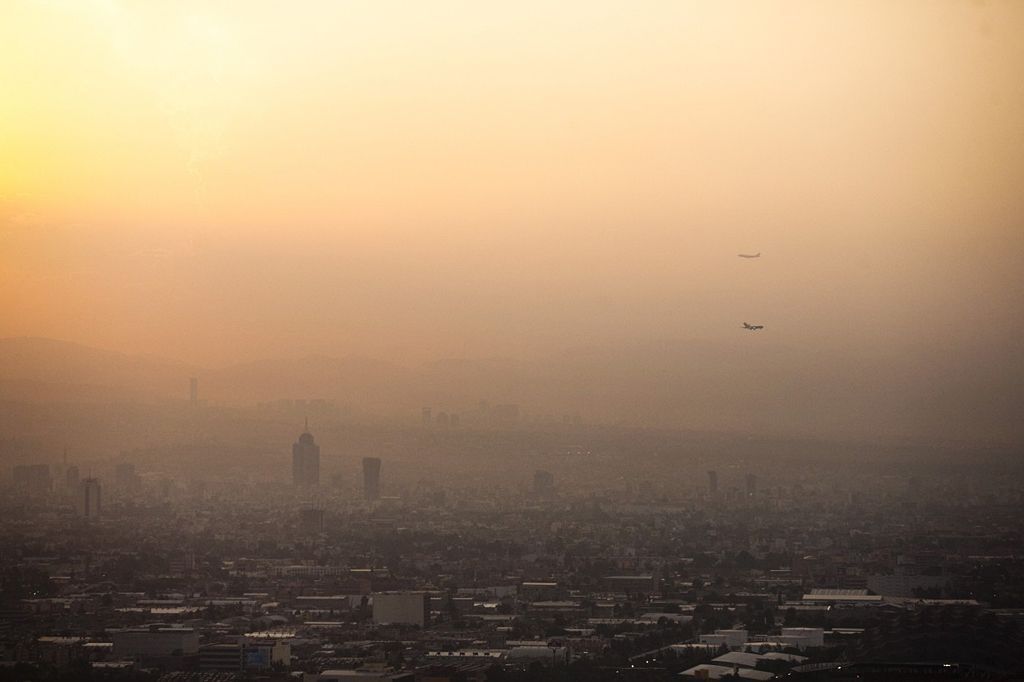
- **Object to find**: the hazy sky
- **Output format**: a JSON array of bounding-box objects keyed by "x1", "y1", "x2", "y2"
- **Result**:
[{"x1": 2, "y1": 0, "x2": 1022, "y2": 368}]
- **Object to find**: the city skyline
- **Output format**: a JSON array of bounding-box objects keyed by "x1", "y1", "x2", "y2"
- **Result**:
[{"x1": 1, "y1": 2, "x2": 1022, "y2": 679}]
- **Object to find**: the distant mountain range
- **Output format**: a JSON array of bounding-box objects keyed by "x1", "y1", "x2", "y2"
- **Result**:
[
  {"x1": 0, "y1": 337, "x2": 195, "y2": 404},
  {"x1": 0, "y1": 336, "x2": 1019, "y2": 444}
]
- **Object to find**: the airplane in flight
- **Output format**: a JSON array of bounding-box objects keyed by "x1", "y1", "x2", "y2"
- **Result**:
[
  {"x1": 738, "y1": 252, "x2": 761, "y2": 258},
  {"x1": 742, "y1": 322, "x2": 764, "y2": 330}
]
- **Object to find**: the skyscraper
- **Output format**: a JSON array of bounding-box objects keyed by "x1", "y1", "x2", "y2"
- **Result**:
[
  {"x1": 362, "y1": 457, "x2": 381, "y2": 501},
  {"x1": 746, "y1": 473, "x2": 758, "y2": 497},
  {"x1": 707, "y1": 470, "x2": 719, "y2": 494},
  {"x1": 189, "y1": 377, "x2": 198, "y2": 407},
  {"x1": 292, "y1": 420, "x2": 321, "y2": 488},
  {"x1": 81, "y1": 478, "x2": 101, "y2": 519},
  {"x1": 65, "y1": 465, "x2": 80, "y2": 493}
]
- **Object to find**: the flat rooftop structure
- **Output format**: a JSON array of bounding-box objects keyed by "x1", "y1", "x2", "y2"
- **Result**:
[
  {"x1": 109, "y1": 626, "x2": 197, "y2": 633},
  {"x1": 37, "y1": 636, "x2": 87, "y2": 645},
  {"x1": 680, "y1": 664, "x2": 774, "y2": 680},
  {"x1": 761, "y1": 652, "x2": 807, "y2": 663},
  {"x1": 91, "y1": 662, "x2": 134, "y2": 670},
  {"x1": 638, "y1": 612, "x2": 693, "y2": 623},
  {"x1": 713, "y1": 651, "x2": 766, "y2": 669},
  {"x1": 811, "y1": 588, "x2": 864, "y2": 594},
  {"x1": 669, "y1": 644, "x2": 720, "y2": 651},
  {"x1": 802, "y1": 588, "x2": 882, "y2": 602},
  {"x1": 587, "y1": 618, "x2": 636, "y2": 625},
  {"x1": 244, "y1": 631, "x2": 297, "y2": 639}
]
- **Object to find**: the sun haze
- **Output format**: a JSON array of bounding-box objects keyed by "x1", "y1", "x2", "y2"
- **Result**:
[{"x1": 2, "y1": 0, "x2": 1022, "y2": 443}]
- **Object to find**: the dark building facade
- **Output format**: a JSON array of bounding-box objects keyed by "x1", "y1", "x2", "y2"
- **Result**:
[
  {"x1": 362, "y1": 457, "x2": 381, "y2": 501},
  {"x1": 292, "y1": 422, "x2": 321, "y2": 488}
]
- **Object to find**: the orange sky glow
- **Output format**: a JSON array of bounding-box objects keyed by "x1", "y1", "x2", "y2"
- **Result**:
[{"x1": 2, "y1": 0, "x2": 1022, "y2": 376}]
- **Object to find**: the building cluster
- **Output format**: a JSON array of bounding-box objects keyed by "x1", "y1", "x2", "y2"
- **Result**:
[{"x1": 2, "y1": 423, "x2": 1023, "y2": 681}]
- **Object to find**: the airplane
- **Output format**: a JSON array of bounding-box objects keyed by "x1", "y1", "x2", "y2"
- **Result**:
[
  {"x1": 742, "y1": 322, "x2": 764, "y2": 330},
  {"x1": 738, "y1": 252, "x2": 761, "y2": 258}
]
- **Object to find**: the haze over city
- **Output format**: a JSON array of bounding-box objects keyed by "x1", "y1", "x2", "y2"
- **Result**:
[
  {"x1": 1, "y1": 3, "x2": 1024, "y2": 681},
  {"x1": 3, "y1": 0, "x2": 1023, "y2": 444}
]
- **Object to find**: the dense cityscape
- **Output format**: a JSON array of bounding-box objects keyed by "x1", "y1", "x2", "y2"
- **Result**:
[
  {"x1": 2, "y1": 390, "x2": 1022, "y2": 681},
  {"x1": 3, "y1": 0, "x2": 1023, "y2": 680}
]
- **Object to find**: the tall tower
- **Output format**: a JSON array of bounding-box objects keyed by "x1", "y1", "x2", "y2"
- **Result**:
[
  {"x1": 81, "y1": 478, "x2": 101, "y2": 519},
  {"x1": 65, "y1": 465, "x2": 80, "y2": 492},
  {"x1": 189, "y1": 377, "x2": 198, "y2": 407},
  {"x1": 362, "y1": 457, "x2": 381, "y2": 501},
  {"x1": 707, "y1": 470, "x2": 718, "y2": 495},
  {"x1": 292, "y1": 420, "x2": 321, "y2": 487},
  {"x1": 745, "y1": 473, "x2": 757, "y2": 497}
]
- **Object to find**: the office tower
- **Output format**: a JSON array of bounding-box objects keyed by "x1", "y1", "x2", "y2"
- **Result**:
[
  {"x1": 53, "y1": 448, "x2": 68, "y2": 493},
  {"x1": 746, "y1": 473, "x2": 758, "y2": 496},
  {"x1": 65, "y1": 465, "x2": 80, "y2": 492},
  {"x1": 436, "y1": 411, "x2": 450, "y2": 426},
  {"x1": 81, "y1": 478, "x2": 101, "y2": 518},
  {"x1": 449, "y1": 413, "x2": 460, "y2": 428},
  {"x1": 372, "y1": 592, "x2": 429, "y2": 626},
  {"x1": 533, "y1": 470, "x2": 555, "y2": 498},
  {"x1": 292, "y1": 420, "x2": 321, "y2": 487},
  {"x1": 189, "y1": 377, "x2": 198, "y2": 407},
  {"x1": 421, "y1": 407, "x2": 432, "y2": 425},
  {"x1": 362, "y1": 457, "x2": 381, "y2": 501},
  {"x1": 707, "y1": 470, "x2": 718, "y2": 494}
]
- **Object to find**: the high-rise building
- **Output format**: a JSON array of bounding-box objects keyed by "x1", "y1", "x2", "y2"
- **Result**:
[
  {"x1": 372, "y1": 592, "x2": 429, "y2": 626},
  {"x1": 362, "y1": 457, "x2": 381, "y2": 501},
  {"x1": 421, "y1": 407, "x2": 432, "y2": 425},
  {"x1": 65, "y1": 465, "x2": 80, "y2": 492},
  {"x1": 292, "y1": 421, "x2": 320, "y2": 488},
  {"x1": 707, "y1": 470, "x2": 719, "y2": 494},
  {"x1": 81, "y1": 478, "x2": 101, "y2": 518},
  {"x1": 746, "y1": 473, "x2": 757, "y2": 497},
  {"x1": 189, "y1": 377, "x2": 198, "y2": 407}
]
